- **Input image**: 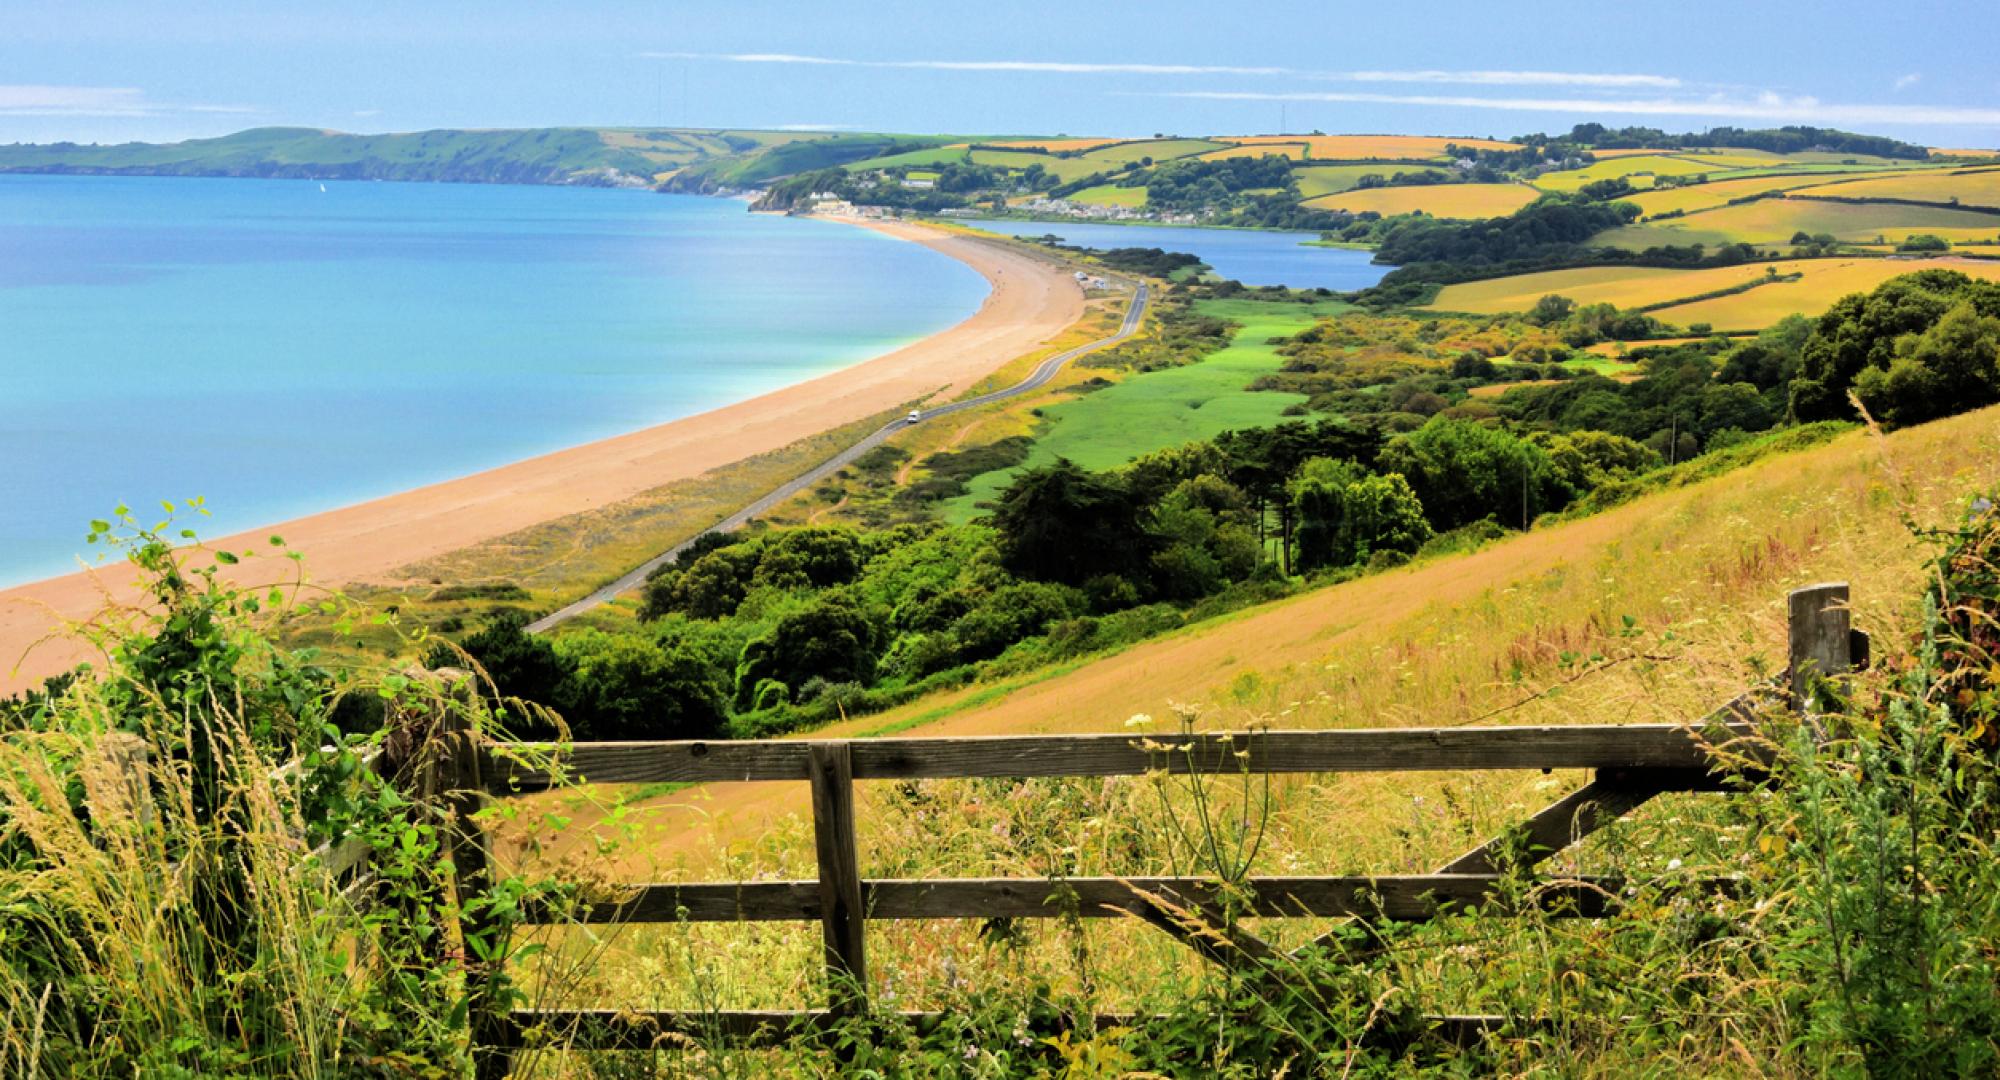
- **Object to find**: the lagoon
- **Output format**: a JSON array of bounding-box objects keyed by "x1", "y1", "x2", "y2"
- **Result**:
[
  {"x1": 954, "y1": 218, "x2": 1389, "y2": 291},
  {"x1": 0, "y1": 176, "x2": 988, "y2": 586}
]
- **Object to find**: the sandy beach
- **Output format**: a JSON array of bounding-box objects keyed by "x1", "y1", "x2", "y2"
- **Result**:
[{"x1": 0, "y1": 218, "x2": 1084, "y2": 694}]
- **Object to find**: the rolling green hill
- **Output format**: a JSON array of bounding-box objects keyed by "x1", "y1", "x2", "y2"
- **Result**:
[{"x1": 0, "y1": 125, "x2": 962, "y2": 188}]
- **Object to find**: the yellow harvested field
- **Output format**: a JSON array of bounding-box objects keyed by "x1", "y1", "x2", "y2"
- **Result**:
[
  {"x1": 1791, "y1": 166, "x2": 2000, "y2": 210},
  {"x1": 1620, "y1": 197, "x2": 2000, "y2": 245},
  {"x1": 1305, "y1": 182, "x2": 1537, "y2": 219},
  {"x1": 1650, "y1": 258, "x2": 2000, "y2": 330},
  {"x1": 1222, "y1": 134, "x2": 1517, "y2": 160},
  {"x1": 984, "y1": 137, "x2": 1116, "y2": 152},
  {"x1": 1934, "y1": 147, "x2": 2000, "y2": 159},
  {"x1": 1624, "y1": 171, "x2": 1908, "y2": 218},
  {"x1": 1670, "y1": 149, "x2": 1791, "y2": 168},
  {"x1": 1534, "y1": 154, "x2": 1717, "y2": 191}
]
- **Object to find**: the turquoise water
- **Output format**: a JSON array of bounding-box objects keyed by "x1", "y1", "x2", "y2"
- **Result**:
[
  {"x1": 0, "y1": 175, "x2": 988, "y2": 586},
  {"x1": 956, "y1": 218, "x2": 1389, "y2": 291}
]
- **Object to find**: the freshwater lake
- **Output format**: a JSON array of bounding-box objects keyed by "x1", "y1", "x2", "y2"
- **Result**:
[
  {"x1": 0, "y1": 175, "x2": 989, "y2": 586},
  {"x1": 955, "y1": 218, "x2": 1390, "y2": 291}
]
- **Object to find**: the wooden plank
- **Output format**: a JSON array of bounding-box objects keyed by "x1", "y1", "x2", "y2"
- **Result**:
[
  {"x1": 487, "y1": 723, "x2": 1748, "y2": 790},
  {"x1": 1788, "y1": 582, "x2": 1852, "y2": 708},
  {"x1": 496, "y1": 1008, "x2": 1514, "y2": 1051},
  {"x1": 808, "y1": 743, "x2": 867, "y2": 1015},
  {"x1": 1433, "y1": 766, "x2": 1725, "y2": 876},
  {"x1": 537, "y1": 874, "x2": 1639, "y2": 924}
]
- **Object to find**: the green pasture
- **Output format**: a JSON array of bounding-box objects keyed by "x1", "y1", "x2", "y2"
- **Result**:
[
  {"x1": 941, "y1": 298, "x2": 1351, "y2": 521},
  {"x1": 1079, "y1": 138, "x2": 1228, "y2": 165},
  {"x1": 1293, "y1": 164, "x2": 1450, "y2": 199}
]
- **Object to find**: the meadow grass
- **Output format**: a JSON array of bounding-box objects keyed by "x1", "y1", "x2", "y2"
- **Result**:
[
  {"x1": 940, "y1": 298, "x2": 1349, "y2": 521},
  {"x1": 1650, "y1": 257, "x2": 2000, "y2": 329},
  {"x1": 1304, "y1": 182, "x2": 1537, "y2": 219},
  {"x1": 965, "y1": 150, "x2": 1105, "y2": 182},
  {"x1": 1621, "y1": 169, "x2": 1910, "y2": 218}
]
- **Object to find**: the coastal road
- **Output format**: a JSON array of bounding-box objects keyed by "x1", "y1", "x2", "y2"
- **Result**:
[{"x1": 527, "y1": 281, "x2": 1150, "y2": 633}]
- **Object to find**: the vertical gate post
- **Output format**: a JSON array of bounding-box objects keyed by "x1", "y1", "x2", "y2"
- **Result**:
[
  {"x1": 808, "y1": 743, "x2": 868, "y2": 1019},
  {"x1": 1788, "y1": 582, "x2": 1853, "y2": 712},
  {"x1": 430, "y1": 676, "x2": 509, "y2": 1078}
]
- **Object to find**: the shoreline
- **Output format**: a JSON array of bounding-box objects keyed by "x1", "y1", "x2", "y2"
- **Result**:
[{"x1": 0, "y1": 216, "x2": 1085, "y2": 694}]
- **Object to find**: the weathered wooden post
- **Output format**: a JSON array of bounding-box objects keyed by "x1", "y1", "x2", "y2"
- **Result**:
[
  {"x1": 1788, "y1": 582, "x2": 1854, "y2": 713},
  {"x1": 807, "y1": 742, "x2": 868, "y2": 1021}
]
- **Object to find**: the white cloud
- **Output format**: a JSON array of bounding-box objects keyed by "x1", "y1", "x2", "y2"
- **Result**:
[
  {"x1": 1329, "y1": 70, "x2": 1680, "y2": 89},
  {"x1": 1893, "y1": 73, "x2": 1922, "y2": 91},
  {"x1": 0, "y1": 84, "x2": 255, "y2": 117},
  {"x1": 1144, "y1": 88, "x2": 2000, "y2": 127}
]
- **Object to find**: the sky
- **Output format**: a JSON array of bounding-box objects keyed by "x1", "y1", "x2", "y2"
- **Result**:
[{"x1": 5, "y1": 0, "x2": 1999, "y2": 149}]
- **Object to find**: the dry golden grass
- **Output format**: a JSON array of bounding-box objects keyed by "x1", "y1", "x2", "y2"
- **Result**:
[
  {"x1": 1304, "y1": 182, "x2": 1537, "y2": 219},
  {"x1": 1197, "y1": 142, "x2": 1309, "y2": 161},
  {"x1": 1533, "y1": 154, "x2": 1716, "y2": 192}
]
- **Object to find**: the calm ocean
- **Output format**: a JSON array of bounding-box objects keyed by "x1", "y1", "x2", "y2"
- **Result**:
[{"x1": 0, "y1": 175, "x2": 988, "y2": 586}]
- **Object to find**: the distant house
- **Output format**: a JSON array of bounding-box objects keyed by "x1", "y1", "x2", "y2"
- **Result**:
[{"x1": 901, "y1": 176, "x2": 936, "y2": 190}]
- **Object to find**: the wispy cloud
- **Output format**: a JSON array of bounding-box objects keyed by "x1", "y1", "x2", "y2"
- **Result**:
[
  {"x1": 645, "y1": 51, "x2": 1674, "y2": 87},
  {"x1": 1144, "y1": 88, "x2": 2000, "y2": 127},
  {"x1": 646, "y1": 51, "x2": 1285, "y2": 75},
  {"x1": 0, "y1": 84, "x2": 256, "y2": 118},
  {"x1": 1893, "y1": 73, "x2": 1922, "y2": 91},
  {"x1": 1328, "y1": 70, "x2": 1680, "y2": 89}
]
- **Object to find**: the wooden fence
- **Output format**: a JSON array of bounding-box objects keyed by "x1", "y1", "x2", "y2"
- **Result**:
[{"x1": 347, "y1": 582, "x2": 1867, "y2": 1072}]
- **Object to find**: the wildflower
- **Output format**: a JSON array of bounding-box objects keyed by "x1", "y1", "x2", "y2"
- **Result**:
[
  {"x1": 1666, "y1": 858, "x2": 1682, "y2": 871},
  {"x1": 1125, "y1": 713, "x2": 1154, "y2": 730},
  {"x1": 962, "y1": 1044, "x2": 980, "y2": 1062}
]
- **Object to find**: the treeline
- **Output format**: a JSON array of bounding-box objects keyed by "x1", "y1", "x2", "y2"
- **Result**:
[
  {"x1": 443, "y1": 406, "x2": 1680, "y2": 739},
  {"x1": 1536, "y1": 123, "x2": 1932, "y2": 161}
]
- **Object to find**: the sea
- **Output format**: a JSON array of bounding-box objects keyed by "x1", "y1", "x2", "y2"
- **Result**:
[
  {"x1": 0, "y1": 175, "x2": 991, "y2": 586},
  {"x1": 954, "y1": 218, "x2": 1390, "y2": 291}
]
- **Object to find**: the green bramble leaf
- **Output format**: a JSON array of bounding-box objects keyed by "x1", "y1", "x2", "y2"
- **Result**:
[{"x1": 215, "y1": 550, "x2": 239, "y2": 565}]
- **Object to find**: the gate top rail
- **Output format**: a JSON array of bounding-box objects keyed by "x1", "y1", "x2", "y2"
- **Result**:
[{"x1": 482, "y1": 719, "x2": 1769, "y2": 793}]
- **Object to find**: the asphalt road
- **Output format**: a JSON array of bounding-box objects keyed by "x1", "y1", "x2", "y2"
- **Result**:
[{"x1": 527, "y1": 281, "x2": 1150, "y2": 633}]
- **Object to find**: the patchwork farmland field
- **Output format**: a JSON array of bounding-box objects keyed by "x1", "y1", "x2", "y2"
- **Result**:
[
  {"x1": 1603, "y1": 197, "x2": 2000, "y2": 246},
  {"x1": 1648, "y1": 258, "x2": 2000, "y2": 329},
  {"x1": 1428, "y1": 257, "x2": 2000, "y2": 328},
  {"x1": 1223, "y1": 134, "x2": 1517, "y2": 160},
  {"x1": 1621, "y1": 171, "x2": 1911, "y2": 218},
  {"x1": 1064, "y1": 183, "x2": 1147, "y2": 208},
  {"x1": 1304, "y1": 182, "x2": 1537, "y2": 218},
  {"x1": 1196, "y1": 142, "x2": 1309, "y2": 161},
  {"x1": 1078, "y1": 138, "x2": 1225, "y2": 165},
  {"x1": 1531, "y1": 153, "x2": 1718, "y2": 191},
  {"x1": 1790, "y1": 166, "x2": 2000, "y2": 209},
  {"x1": 965, "y1": 148, "x2": 1106, "y2": 181},
  {"x1": 1293, "y1": 164, "x2": 1451, "y2": 198},
  {"x1": 983, "y1": 137, "x2": 1119, "y2": 152},
  {"x1": 844, "y1": 144, "x2": 971, "y2": 171}
]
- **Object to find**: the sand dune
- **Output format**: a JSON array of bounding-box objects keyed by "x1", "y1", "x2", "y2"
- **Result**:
[{"x1": 0, "y1": 219, "x2": 1083, "y2": 694}]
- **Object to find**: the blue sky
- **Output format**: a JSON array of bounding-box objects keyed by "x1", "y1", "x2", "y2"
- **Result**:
[{"x1": 5, "y1": 0, "x2": 1998, "y2": 148}]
